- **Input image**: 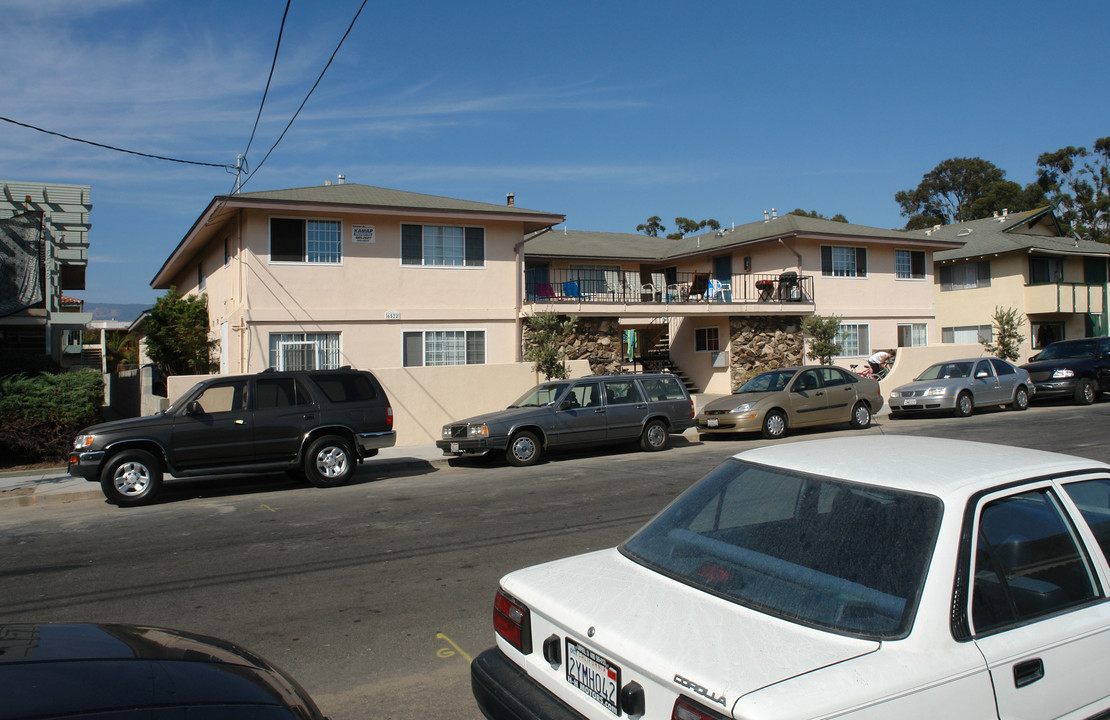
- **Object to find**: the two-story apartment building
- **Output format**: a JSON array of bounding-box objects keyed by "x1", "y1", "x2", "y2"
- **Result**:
[
  {"x1": 523, "y1": 213, "x2": 962, "y2": 392},
  {"x1": 0, "y1": 180, "x2": 92, "y2": 366},
  {"x1": 150, "y1": 182, "x2": 565, "y2": 374},
  {"x1": 924, "y1": 207, "x2": 1110, "y2": 362}
]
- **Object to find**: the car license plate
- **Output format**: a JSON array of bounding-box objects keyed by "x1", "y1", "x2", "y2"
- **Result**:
[
  {"x1": 707, "y1": 418, "x2": 719, "y2": 428},
  {"x1": 903, "y1": 399, "x2": 917, "y2": 406},
  {"x1": 450, "y1": 442, "x2": 460, "y2": 452},
  {"x1": 566, "y1": 639, "x2": 621, "y2": 715}
]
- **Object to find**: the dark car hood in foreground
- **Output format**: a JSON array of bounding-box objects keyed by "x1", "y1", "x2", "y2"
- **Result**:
[
  {"x1": 0, "y1": 623, "x2": 324, "y2": 719},
  {"x1": 78, "y1": 412, "x2": 174, "y2": 438}
]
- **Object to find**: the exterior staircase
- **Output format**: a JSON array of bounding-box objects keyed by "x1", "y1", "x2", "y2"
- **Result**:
[{"x1": 639, "y1": 326, "x2": 699, "y2": 394}]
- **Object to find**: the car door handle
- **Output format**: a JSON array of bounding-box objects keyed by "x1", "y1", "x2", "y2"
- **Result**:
[
  {"x1": 594, "y1": 409, "x2": 605, "y2": 414},
  {"x1": 303, "y1": 414, "x2": 315, "y2": 419},
  {"x1": 235, "y1": 419, "x2": 245, "y2": 425},
  {"x1": 1013, "y1": 658, "x2": 1044, "y2": 688}
]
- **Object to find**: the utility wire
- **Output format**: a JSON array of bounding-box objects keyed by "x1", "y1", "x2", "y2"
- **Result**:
[
  {"x1": 0, "y1": 115, "x2": 235, "y2": 169},
  {"x1": 238, "y1": 0, "x2": 368, "y2": 191},
  {"x1": 241, "y1": 0, "x2": 291, "y2": 165}
]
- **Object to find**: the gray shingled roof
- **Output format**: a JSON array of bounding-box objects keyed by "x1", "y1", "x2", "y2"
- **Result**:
[
  {"x1": 526, "y1": 213, "x2": 958, "y2": 261},
  {"x1": 916, "y1": 208, "x2": 1110, "y2": 261},
  {"x1": 231, "y1": 183, "x2": 561, "y2": 219}
]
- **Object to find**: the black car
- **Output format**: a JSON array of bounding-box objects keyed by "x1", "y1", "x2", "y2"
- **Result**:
[
  {"x1": 437, "y1": 373, "x2": 694, "y2": 467},
  {"x1": 1019, "y1": 337, "x2": 1110, "y2": 405},
  {"x1": 68, "y1": 367, "x2": 395, "y2": 506},
  {"x1": 0, "y1": 623, "x2": 325, "y2": 719}
]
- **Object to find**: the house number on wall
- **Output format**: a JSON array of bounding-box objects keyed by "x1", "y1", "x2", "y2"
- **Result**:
[{"x1": 385, "y1": 310, "x2": 401, "y2": 320}]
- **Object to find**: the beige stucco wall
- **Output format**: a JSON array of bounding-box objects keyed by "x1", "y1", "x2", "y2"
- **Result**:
[{"x1": 169, "y1": 208, "x2": 532, "y2": 374}]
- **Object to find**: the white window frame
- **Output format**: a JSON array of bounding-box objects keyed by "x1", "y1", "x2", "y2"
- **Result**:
[
  {"x1": 401, "y1": 224, "x2": 486, "y2": 268},
  {"x1": 268, "y1": 332, "x2": 341, "y2": 370},
  {"x1": 897, "y1": 323, "x2": 928, "y2": 347},
  {"x1": 834, "y1": 322, "x2": 871, "y2": 357},
  {"x1": 694, "y1": 327, "x2": 721, "y2": 353},
  {"x1": 402, "y1": 329, "x2": 487, "y2": 367},
  {"x1": 895, "y1": 249, "x2": 926, "y2": 280},
  {"x1": 822, "y1": 245, "x2": 868, "y2": 278},
  {"x1": 269, "y1": 217, "x2": 343, "y2": 265}
]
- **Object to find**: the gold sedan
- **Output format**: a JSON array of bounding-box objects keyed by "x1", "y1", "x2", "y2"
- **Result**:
[{"x1": 696, "y1": 365, "x2": 884, "y2": 439}]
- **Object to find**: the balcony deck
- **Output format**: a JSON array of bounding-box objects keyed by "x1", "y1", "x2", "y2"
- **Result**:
[{"x1": 1024, "y1": 282, "x2": 1105, "y2": 315}]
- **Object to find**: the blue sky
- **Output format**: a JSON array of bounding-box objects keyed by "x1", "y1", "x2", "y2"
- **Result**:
[{"x1": 3, "y1": 0, "x2": 1108, "y2": 305}]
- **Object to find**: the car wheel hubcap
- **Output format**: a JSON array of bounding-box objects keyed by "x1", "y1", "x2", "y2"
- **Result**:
[
  {"x1": 767, "y1": 415, "x2": 785, "y2": 436},
  {"x1": 316, "y1": 447, "x2": 348, "y2": 477},
  {"x1": 114, "y1": 462, "x2": 149, "y2": 496},
  {"x1": 855, "y1": 406, "x2": 870, "y2": 425},
  {"x1": 647, "y1": 425, "x2": 665, "y2": 446},
  {"x1": 512, "y1": 438, "x2": 535, "y2": 461}
]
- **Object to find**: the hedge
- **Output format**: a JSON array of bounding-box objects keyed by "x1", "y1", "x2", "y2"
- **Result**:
[{"x1": 0, "y1": 370, "x2": 104, "y2": 462}]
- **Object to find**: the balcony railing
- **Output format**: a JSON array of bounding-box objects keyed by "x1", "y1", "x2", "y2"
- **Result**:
[
  {"x1": 524, "y1": 269, "x2": 813, "y2": 305},
  {"x1": 1024, "y1": 282, "x2": 1105, "y2": 315}
]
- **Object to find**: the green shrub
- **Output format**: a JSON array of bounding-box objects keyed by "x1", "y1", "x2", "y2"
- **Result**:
[{"x1": 0, "y1": 370, "x2": 104, "y2": 463}]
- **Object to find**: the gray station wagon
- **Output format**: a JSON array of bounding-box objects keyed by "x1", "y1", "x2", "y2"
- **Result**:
[{"x1": 437, "y1": 374, "x2": 695, "y2": 466}]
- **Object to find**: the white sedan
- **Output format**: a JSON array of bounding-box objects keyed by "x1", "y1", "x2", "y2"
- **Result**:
[{"x1": 471, "y1": 435, "x2": 1110, "y2": 720}]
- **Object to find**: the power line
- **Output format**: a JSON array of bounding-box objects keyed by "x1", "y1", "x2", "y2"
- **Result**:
[
  {"x1": 0, "y1": 115, "x2": 236, "y2": 169},
  {"x1": 242, "y1": 0, "x2": 291, "y2": 165},
  {"x1": 238, "y1": 0, "x2": 368, "y2": 191}
]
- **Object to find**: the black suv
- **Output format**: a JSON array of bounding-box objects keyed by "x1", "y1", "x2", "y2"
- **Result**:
[
  {"x1": 68, "y1": 368, "x2": 395, "y2": 505},
  {"x1": 1020, "y1": 337, "x2": 1110, "y2": 404}
]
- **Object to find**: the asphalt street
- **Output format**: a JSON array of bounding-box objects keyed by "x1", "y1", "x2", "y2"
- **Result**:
[{"x1": 1, "y1": 400, "x2": 1108, "y2": 719}]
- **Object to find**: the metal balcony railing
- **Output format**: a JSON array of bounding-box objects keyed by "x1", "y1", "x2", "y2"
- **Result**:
[{"x1": 524, "y1": 269, "x2": 813, "y2": 305}]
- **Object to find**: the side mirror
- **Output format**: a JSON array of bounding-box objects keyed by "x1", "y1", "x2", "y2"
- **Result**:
[
  {"x1": 185, "y1": 401, "x2": 202, "y2": 416},
  {"x1": 975, "y1": 371, "x2": 989, "y2": 379}
]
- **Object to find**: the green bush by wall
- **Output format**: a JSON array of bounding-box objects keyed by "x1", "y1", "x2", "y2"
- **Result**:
[{"x1": 0, "y1": 370, "x2": 104, "y2": 463}]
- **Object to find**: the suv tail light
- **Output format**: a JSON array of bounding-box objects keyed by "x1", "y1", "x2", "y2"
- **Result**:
[
  {"x1": 386, "y1": 406, "x2": 393, "y2": 428},
  {"x1": 672, "y1": 696, "x2": 730, "y2": 720},
  {"x1": 493, "y1": 589, "x2": 532, "y2": 654}
]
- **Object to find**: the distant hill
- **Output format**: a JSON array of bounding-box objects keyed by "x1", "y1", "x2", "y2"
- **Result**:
[{"x1": 85, "y1": 303, "x2": 150, "y2": 323}]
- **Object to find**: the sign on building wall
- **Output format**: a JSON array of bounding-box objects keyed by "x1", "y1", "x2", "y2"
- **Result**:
[{"x1": 352, "y1": 225, "x2": 376, "y2": 243}]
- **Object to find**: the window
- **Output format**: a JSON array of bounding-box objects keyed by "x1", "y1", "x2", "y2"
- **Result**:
[
  {"x1": 972, "y1": 489, "x2": 1097, "y2": 633},
  {"x1": 819, "y1": 367, "x2": 853, "y2": 387},
  {"x1": 270, "y1": 218, "x2": 342, "y2": 263},
  {"x1": 401, "y1": 224, "x2": 484, "y2": 267},
  {"x1": 1062, "y1": 479, "x2": 1110, "y2": 564},
  {"x1": 821, "y1": 246, "x2": 867, "y2": 278},
  {"x1": 834, "y1": 323, "x2": 870, "y2": 357},
  {"x1": 603, "y1": 380, "x2": 644, "y2": 405},
  {"x1": 568, "y1": 264, "x2": 621, "y2": 295},
  {"x1": 895, "y1": 250, "x2": 926, "y2": 279},
  {"x1": 403, "y1": 330, "x2": 485, "y2": 366},
  {"x1": 1029, "y1": 255, "x2": 1064, "y2": 284},
  {"x1": 941, "y1": 325, "x2": 992, "y2": 344},
  {"x1": 939, "y1": 261, "x2": 990, "y2": 291},
  {"x1": 254, "y1": 377, "x2": 311, "y2": 409},
  {"x1": 897, "y1": 323, "x2": 927, "y2": 347},
  {"x1": 309, "y1": 372, "x2": 377, "y2": 403},
  {"x1": 197, "y1": 262, "x2": 205, "y2": 291},
  {"x1": 1033, "y1": 322, "x2": 1064, "y2": 348},
  {"x1": 641, "y1": 377, "x2": 686, "y2": 401},
  {"x1": 268, "y1": 332, "x2": 341, "y2": 370},
  {"x1": 223, "y1": 237, "x2": 230, "y2": 266},
  {"x1": 565, "y1": 382, "x2": 601, "y2": 408},
  {"x1": 695, "y1": 327, "x2": 720, "y2": 352},
  {"x1": 989, "y1": 358, "x2": 1016, "y2": 377},
  {"x1": 192, "y1": 380, "x2": 247, "y2": 414}
]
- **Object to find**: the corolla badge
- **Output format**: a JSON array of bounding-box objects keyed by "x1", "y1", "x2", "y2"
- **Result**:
[{"x1": 673, "y1": 674, "x2": 727, "y2": 706}]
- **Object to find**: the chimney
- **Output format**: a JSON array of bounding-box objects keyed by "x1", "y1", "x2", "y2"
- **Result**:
[
  {"x1": 506, "y1": 192, "x2": 515, "y2": 207},
  {"x1": 771, "y1": 208, "x2": 777, "y2": 219},
  {"x1": 337, "y1": 174, "x2": 346, "y2": 185},
  {"x1": 763, "y1": 210, "x2": 770, "y2": 222},
  {"x1": 325, "y1": 180, "x2": 332, "y2": 186}
]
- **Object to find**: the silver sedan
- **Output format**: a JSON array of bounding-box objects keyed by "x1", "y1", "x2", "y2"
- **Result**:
[{"x1": 888, "y1": 357, "x2": 1033, "y2": 418}]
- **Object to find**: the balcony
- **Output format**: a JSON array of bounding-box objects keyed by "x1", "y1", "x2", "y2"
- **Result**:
[
  {"x1": 1024, "y1": 282, "x2": 1105, "y2": 315},
  {"x1": 524, "y1": 269, "x2": 814, "y2": 316}
]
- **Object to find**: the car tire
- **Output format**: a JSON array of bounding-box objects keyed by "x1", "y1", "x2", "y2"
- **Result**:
[
  {"x1": 1075, "y1": 378, "x2": 1096, "y2": 405},
  {"x1": 100, "y1": 450, "x2": 163, "y2": 506},
  {"x1": 1011, "y1": 386, "x2": 1030, "y2": 411},
  {"x1": 954, "y1": 392, "x2": 973, "y2": 418},
  {"x1": 506, "y1": 431, "x2": 541, "y2": 467},
  {"x1": 762, "y1": 410, "x2": 787, "y2": 439},
  {"x1": 639, "y1": 419, "x2": 669, "y2": 452},
  {"x1": 849, "y1": 402, "x2": 871, "y2": 429},
  {"x1": 304, "y1": 435, "x2": 355, "y2": 487}
]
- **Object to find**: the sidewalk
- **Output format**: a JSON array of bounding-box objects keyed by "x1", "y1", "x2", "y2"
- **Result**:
[{"x1": 0, "y1": 444, "x2": 454, "y2": 509}]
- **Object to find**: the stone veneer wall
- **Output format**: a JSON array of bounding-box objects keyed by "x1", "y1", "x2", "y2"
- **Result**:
[
  {"x1": 522, "y1": 316, "x2": 623, "y2": 375},
  {"x1": 729, "y1": 316, "x2": 806, "y2": 391}
]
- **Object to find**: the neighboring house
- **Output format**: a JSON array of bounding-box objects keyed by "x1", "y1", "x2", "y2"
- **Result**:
[
  {"x1": 924, "y1": 207, "x2": 1110, "y2": 362},
  {"x1": 150, "y1": 182, "x2": 565, "y2": 374},
  {"x1": 0, "y1": 181, "x2": 92, "y2": 366},
  {"x1": 523, "y1": 213, "x2": 962, "y2": 392}
]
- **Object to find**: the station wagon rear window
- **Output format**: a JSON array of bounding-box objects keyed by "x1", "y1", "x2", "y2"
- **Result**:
[
  {"x1": 640, "y1": 377, "x2": 685, "y2": 401},
  {"x1": 621, "y1": 459, "x2": 942, "y2": 638}
]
